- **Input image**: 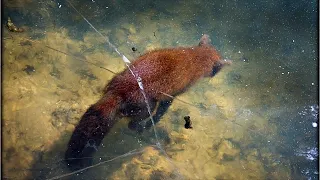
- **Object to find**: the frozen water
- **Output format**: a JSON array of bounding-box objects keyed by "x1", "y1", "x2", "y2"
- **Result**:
[{"x1": 2, "y1": 0, "x2": 318, "y2": 179}]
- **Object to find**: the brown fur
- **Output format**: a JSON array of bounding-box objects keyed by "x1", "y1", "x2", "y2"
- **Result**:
[{"x1": 65, "y1": 34, "x2": 230, "y2": 169}]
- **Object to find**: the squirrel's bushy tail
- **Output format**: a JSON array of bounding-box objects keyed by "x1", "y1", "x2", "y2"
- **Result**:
[{"x1": 65, "y1": 92, "x2": 122, "y2": 170}]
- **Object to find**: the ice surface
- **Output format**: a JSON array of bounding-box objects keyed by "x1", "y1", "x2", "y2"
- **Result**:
[{"x1": 2, "y1": 0, "x2": 318, "y2": 180}]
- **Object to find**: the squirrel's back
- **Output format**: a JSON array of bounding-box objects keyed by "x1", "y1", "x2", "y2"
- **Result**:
[{"x1": 105, "y1": 36, "x2": 222, "y2": 103}]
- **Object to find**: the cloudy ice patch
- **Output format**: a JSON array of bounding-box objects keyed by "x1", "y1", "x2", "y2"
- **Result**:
[
  {"x1": 295, "y1": 147, "x2": 318, "y2": 161},
  {"x1": 298, "y1": 104, "x2": 318, "y2": 128}
]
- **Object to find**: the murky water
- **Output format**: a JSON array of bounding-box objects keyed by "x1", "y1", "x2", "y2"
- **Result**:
[{"x1": 2, "y1": 0, "x2": 318, "y2": 179}]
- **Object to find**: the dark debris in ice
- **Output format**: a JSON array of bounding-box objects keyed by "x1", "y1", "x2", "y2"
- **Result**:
[
  {"x1": 23, "y1": 65, "x2": 35, "y2": 75},
  {"x1": 76, "y1": 69, "x2": 97, "y2": 80}
]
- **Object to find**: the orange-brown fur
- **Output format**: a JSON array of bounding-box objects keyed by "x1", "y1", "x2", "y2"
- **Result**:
[{"x1": 65, "y1": 34, "x2": 230, "y2": 169}]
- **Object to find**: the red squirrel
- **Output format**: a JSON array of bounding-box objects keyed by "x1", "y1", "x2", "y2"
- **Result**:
[{"x1": 65, "y1": 34, "x2": 231, "y2": 169}]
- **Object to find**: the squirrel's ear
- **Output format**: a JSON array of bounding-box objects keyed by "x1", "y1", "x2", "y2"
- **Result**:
[{"x1": 198, "y1": 34, "x2": 211, "y2": 46}]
